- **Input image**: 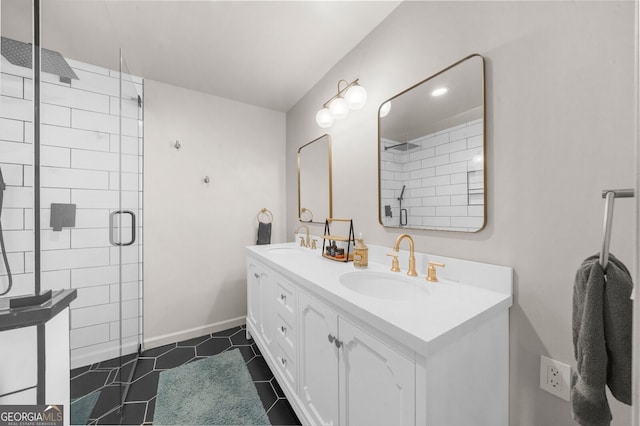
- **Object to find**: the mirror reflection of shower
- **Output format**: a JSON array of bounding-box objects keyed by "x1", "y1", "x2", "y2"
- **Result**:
[
  {"x1": 382, "y1": 138, "x2": 418, "y2": 228},
  {"x1": 0, "y1": 167, "x2": 12, "y2": 296},
  {"x1": 398, "y1": 184, "x2": 407, "y2": 227},
  {"x1": 378, "y1": 54, "x2": 486, "y2": 232}
]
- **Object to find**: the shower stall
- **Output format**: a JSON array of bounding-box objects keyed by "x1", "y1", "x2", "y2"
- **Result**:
[{"x1": 0, "y1": 1, "x2": 144, "y2": 423}]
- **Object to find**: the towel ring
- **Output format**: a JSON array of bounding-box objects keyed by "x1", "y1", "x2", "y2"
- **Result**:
[
  {"x1": 300, "y1": 207, "x2": 313, "y2": 222},
  {"x1": 257, "y1": 208, "x2": 273, "y2": 224}
]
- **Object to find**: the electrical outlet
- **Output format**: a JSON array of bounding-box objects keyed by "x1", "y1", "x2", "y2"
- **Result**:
[{"x1": 540, "y1": 355, "x2": 571, "y2": 401}]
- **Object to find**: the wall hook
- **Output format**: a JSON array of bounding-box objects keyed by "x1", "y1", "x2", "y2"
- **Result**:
[
  {"x1": 203, "y1": 176, "x2": 210, "y2": 184},
  {"x1": 174, "y1": 140, "x2": 181, "y2": 150}
]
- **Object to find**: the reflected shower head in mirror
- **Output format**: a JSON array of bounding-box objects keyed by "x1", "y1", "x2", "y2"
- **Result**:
[{"x1": 384, "y1": 141, "x2": 420, "y2": 151}]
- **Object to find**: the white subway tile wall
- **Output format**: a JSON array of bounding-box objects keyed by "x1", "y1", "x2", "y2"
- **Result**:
[
  {"x1": 0, "y1": 55, "x2": 143, "y2": 368},
  {"x1": 380, "y1": 119, "x2": 484, "y2": 231}
]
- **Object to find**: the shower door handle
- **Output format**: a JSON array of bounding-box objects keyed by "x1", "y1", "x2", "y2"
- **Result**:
[{"x1": 109, "y1": 210, "x2": 136, "y2": 246}]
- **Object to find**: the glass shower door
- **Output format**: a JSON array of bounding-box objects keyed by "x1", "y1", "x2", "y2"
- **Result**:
[
  {"x1": 0, "y1": 1, "x2": 144, "y2": 422},
  {"x1": 0, "y1": 0, "x2": 39, "y2": 407},
  {"x1": 46, "y1": 49, "x2": 144, "y2": 423},
  {"x1": 35, "y1": 9, "x2": 144, "y2": 421}
]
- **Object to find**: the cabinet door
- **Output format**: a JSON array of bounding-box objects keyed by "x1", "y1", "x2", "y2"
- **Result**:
[
  {"x1": 259, "y1": 269, "x2": 275, "y2": 352},
  {"x1": 247, "y1": 260, "x2": 275, "y2": 356},
  {"x1": 298, "y1": 291, "x2": 339, "y2": 426},
  {"x1": 338, "y1": 318, "x2": 415, "y2": 426},
  {"x1": 247, "y1": 262, "x2": 261, "y2": 334}
]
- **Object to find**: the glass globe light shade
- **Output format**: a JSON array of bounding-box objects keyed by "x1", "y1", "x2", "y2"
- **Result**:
[
  {"x1": 315, "y1": 108, "x2": 334, "y2": 128},
  {"x1": 344, "y1": 85, "x2": 367, "y2": 110},
  {"x1": 379, "y1": 101, "x2": 392, "y2": 117},
  {"x1": 329, "y1": 97, "x2": 349, "y2": 120}
]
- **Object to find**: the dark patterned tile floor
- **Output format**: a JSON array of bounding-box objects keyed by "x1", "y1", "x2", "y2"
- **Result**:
[{"x1": 70, "y1": 324, "x2": 301, "y2": 425}]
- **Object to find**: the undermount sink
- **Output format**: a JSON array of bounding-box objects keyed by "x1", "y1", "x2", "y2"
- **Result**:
[{"x1": 339, "y1": 271, "x2": 425, "y2": 300}]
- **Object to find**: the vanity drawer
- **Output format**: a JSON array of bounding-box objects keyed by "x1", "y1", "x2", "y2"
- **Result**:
[
  {"x1": 276, "y1": 315, "x2": 296, "y2": 360},
  {"x1": 275, "y1": 344, "x2": 296, "y2": 391},
  {"x1": 275, "y1": 279, "x2": 296, "y2": 324}
]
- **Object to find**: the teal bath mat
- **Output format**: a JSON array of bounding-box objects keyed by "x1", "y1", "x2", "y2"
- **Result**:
[
  {"x1": 154, "y1": 348, "x2": 270, "y2": 425},
  {"x1": 70, "y1": 391, "x2": 99, "y2": 425}
]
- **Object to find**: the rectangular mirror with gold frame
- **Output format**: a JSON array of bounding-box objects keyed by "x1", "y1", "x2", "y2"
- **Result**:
[
  {"x1": 378, "y1": 54, "x2": 486, "y2": 232},
  {"x1": 298, "y1": 134, "x2": 332, "y2": 223}
]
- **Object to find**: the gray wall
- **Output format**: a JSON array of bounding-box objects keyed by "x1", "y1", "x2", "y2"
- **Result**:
[
  {"x1": 144, "y1": 80, "x2": 286, "y2": 348},
  {"x1": 285, "y1": 2, "x2": 635, "y2": 425}
]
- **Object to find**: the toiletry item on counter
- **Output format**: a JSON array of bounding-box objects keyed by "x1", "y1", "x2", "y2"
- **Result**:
[
  {"x1": 353, "y1": 233, "x2": 368, "y2": 268},
  {"x1": 326, "y1": 240, "x2": 338, "y2": 257}
]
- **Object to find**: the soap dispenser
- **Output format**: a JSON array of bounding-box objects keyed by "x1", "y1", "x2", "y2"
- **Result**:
[{"x1": 353, "y1": 233, "x2": 368, "y2": 269}]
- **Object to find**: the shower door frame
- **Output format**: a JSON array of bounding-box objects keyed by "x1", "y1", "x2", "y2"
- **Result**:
[
  {"x1": 634, "y1": 2, "x2": 640, "y2": 425},
  {"x1": 113, "y1": 49, "x2": 145, "y2": 410}
]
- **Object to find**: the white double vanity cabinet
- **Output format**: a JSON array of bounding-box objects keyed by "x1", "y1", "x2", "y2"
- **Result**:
[{"x1": 246, "y1": 242, "x2": 512, "y2": 426}]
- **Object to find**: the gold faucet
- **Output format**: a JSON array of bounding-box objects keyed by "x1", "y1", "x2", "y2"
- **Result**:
[
  {"x1": 294, "y1": 224, "x2": 310, "y2": 248},
  {"x1": 386, "y1": 252, "x2": 400, "y2": 272},
  {"x1": 426, "y1": 262, "x2": 445, "y2": 282},
  {"x1": 389, "y1": 234, "x2": 418, "y2": 276}
]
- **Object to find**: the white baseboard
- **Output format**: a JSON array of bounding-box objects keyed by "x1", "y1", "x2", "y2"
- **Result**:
[
  {"x1": 70, "y1": 340, "x2": 139, "y2": 370},
  {"x1": 143, "y1": 316, "x2": 247, "y2": 350}
]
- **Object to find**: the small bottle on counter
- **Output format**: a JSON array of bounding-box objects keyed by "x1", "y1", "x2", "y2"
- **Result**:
[
  {"x1": 353, "y1": 233, "x2": 368, "y2": 268},
  {"x1": 328, "y1": 240, "x2": 337, "y2": 257}
]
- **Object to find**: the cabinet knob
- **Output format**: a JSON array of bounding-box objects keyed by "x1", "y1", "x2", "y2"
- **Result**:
[
  {"x1": 281, "y1": 357, "x2": 287, "y2": 366},
  {"x1": 254, "y1": 273, "x2": 260, "y2": 279},
  {"x1": 328, "y1": 334, "x2": 335, "y2": 343},
  {"x1": 280, "y1": 294, "x2": 286, "y2": 302},
  {"x1": 281, "y1": 326, "x2": 286, "y2": 334},
  {"x1": 334, "y1": 339, "x2": 343, "y2": 349}
]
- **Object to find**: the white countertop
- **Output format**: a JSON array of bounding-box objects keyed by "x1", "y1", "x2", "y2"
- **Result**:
[{"x1": 247, "y1": 242, "x2": 513, "y2": 355}]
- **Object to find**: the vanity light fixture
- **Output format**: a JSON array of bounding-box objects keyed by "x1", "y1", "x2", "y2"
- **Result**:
[
  {"x1": 379, "y1": 101, "x2": 391, "y2": 118},
  {"x1": 431, "y1": 87, "x2": 448, "y2": 97},
  {"x1": 315, "y1": 79, "x2": 367, "y2": 128},
  {"x1": 329, "y1": 96, "x2": 349, "y2": 120}
]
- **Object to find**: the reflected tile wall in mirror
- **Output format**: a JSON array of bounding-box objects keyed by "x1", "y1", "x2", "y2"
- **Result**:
[{"x1": 378, "y1": 54, "x2": 485, "y2": 232}]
